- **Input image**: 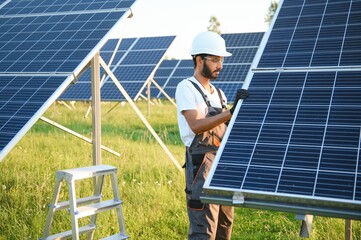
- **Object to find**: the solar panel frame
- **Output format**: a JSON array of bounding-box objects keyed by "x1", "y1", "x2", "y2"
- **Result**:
[
  {"x1": 0, "y1": 0, "x2": 8, "y2": 9},
  {"x1": 202, "y1": 0, "x2": 361, "y2": 220}
]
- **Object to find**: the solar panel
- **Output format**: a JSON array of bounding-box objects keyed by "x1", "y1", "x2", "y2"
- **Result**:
[
  {"x1": 150, "y1": 32, "x2": 264, "y2": 101},
  {"x1": 0, "y1": 0, "x2": 135, "y2": 161},
  {"x1": 203, "y1": 0, "x2": 361, "y2": 220},
  {"x1": 149, "y1": 59, "x2": 191, "y2": 99},
  {"x1": 59, "y1": 36, "x2": 175, "y2": 101}
]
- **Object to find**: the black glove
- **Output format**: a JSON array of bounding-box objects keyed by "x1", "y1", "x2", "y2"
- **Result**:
[{"x1": 229, "y1": 89, "x2": 249, "y2": 115}]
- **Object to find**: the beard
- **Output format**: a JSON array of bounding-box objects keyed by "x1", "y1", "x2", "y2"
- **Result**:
[{"x1": 201, "y1": 61, "x2": 219, "y2": 80}]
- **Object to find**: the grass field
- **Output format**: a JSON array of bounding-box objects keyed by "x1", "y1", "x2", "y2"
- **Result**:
[{"x1": 0, "y1": 101, "x2": 360, "y2": 239}]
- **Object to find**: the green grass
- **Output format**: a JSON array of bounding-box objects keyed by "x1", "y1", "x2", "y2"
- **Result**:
[{"x1": 0, "y1": 101, "x2": 360, "y2": 239}]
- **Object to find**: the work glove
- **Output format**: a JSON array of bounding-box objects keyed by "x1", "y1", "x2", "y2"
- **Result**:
[{"x1": 229, "y1": 89, "x2": 248, "y2": 115}]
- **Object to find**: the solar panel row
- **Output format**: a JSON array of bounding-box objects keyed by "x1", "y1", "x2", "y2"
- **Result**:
[{"x1": 58, "y1": 36, "x2": 175, "y2": 101}]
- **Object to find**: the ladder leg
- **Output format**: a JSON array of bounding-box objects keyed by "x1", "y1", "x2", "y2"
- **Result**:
[
  {"x1": 110, "y1": 172, "x2": 127, "y2": 236},
  {"x1": 67, "y1": 178, "x2": 80, "y2": 240},
  {"x1": 87, "y1": 175, "x2": 105, "y2": 240},
  {"x1": 42, "y1": 175, "x2": 63, "y2": 239}
]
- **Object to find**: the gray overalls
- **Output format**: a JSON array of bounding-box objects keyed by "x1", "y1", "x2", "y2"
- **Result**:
[{"x1": 184, "y1": 81, "x2": 234, "y2": 240}]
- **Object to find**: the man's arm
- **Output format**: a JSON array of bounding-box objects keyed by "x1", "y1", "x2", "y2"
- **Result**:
[
  {"x1": 182, "y1": 88, "x2": 249, "y2": 134},
  {"x1": 182, "y1": 109, "x2": 231, "y2": 134}
]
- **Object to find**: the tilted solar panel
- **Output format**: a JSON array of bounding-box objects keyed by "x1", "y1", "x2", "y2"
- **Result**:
[
  {"x1": 0, "y1": 0, "x2": 136, "y2": 161},
  {"x1": 151, "y1": 32, "x2": 264, "y2": 101},
  {"x1": 150, "y1": 59, "x2": 192, "y2": 99},
  {"x1": 59, "y1": 36, "x2": 175, "y2": 101},
  {"x1": 203, "y1": 0, "x2": 361, "y2": 220}
]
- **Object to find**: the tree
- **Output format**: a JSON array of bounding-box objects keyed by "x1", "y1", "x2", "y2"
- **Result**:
[
  {"x1": 207, "y1": 16, "x2": 221, "y2": 34},
  {"x1": 265, "y1": 1, "x2": 279, "y2": 25}
]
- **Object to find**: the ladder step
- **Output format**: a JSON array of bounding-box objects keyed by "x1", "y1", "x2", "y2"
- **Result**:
[
  {"x1": 54, "y1": 195, "x2": 102, "y2": 210},
  {"x1": 74, "y1": 199, "x2": 123, "y2": 218},
  {"x1": 58, "y1": 165, "x2": 117, "y2": 180},
  {"x1": 100, "y1": 233, "x2": 129, "y2": 240},
  {"x1": 45, "y1": 224, "x2": 96, "y2": 240}
]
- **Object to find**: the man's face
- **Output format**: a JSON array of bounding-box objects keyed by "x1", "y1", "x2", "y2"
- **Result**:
[{"x1": 201, "y1": 56, "x2": 224, "y2": 80}]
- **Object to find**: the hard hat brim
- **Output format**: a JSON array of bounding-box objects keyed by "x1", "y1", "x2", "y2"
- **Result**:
[{"x1": 190, "y1": 49, "x2": 232, "y2": 57}]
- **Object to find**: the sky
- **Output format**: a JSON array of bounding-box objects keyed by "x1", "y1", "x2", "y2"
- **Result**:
[{"x1": 118, "y1": 0, "x2": 275, "y2": 59}]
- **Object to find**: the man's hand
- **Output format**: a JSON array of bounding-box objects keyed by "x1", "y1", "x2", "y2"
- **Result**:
[{"x1": 229, "y1": 89, "x2": 249, "y2": 115}]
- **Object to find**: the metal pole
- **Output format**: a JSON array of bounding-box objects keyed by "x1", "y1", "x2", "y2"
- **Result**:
[
  {"x1": 91, "y1": 52, "x2": 101, "y2": 166},
  {"x1": 345, "y1": 219, "x2": 352, "y2": 240},
  {"x1": 40, "y1": 117, "x2": 120, "y2": 157},
  {"x1": 150, "y1": 78, "x2": 176, "y2": 107},
  {"x1": 147, "y1": 79, "x2": 151, "y2": 117}
]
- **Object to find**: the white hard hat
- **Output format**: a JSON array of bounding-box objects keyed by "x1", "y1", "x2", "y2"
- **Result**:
[{"x1": 190, "y1": 31, "x2": 232, "y2": 57}]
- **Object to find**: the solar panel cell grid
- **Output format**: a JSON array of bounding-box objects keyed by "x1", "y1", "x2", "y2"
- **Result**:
[
  {"x1": 0, "y1": 0, "x2": 133, "y2": 15},
  {"x1": 206, "y1": 0, "x2": 360, "y2": 194},
  {"x1": 0, "y1": 0, "x2": 135, "y2": 161},
  {"x1": 258, "y1": 0, "x2": 361, "y2": 68},
  {"x1": 0, "y1": 11, "x2": 126, "y2": 73},
  {"x1": 101, "y1": 81, "x2": 145, "y2": 101},
  {"x1": 59, "y1": 36, "x2": 175, "y2": 101}
]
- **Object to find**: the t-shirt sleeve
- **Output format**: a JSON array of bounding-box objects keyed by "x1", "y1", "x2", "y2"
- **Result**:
[{"x1": 175, "y1": 81, "x2": 198, "y2": 113}]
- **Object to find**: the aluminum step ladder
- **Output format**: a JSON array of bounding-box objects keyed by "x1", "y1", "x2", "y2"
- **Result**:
[{"x1": 42, "y1": 165, "x2": 128, "y2": 240}]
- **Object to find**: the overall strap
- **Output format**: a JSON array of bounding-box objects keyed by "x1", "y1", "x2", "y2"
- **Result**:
[
  {"x1": 215, "y1": 88, "x2": 227, "y2": 109},
  {"x1": 188, "y1": 79, "x2": 225, "y2": 108},
  {"x1": 188, "y1": 80, "x2": 211, "y2": 107}
]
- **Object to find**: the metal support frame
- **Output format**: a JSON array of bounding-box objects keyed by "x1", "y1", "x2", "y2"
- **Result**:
[
  {"x1": 137, "y1": 77, "x2": 176, "y2": 117},
  {"x1": 345, "y1": 219, "x2": 352, "y2": 240},
  {"x1": 296, "y1": 214, "x2": 313, "y2": 238},
  {"x1": 91, "y1": 52, "x2": 101, "y2": 166},
  {"x1": 138, "y1": 94, "x2": 155, "y2": 105},
  {"x1": 85, "y1": 38, "x2": 124, "y2": 119},
  {"x1": 40, "y1": 116, "x2": 120, "y2": 157},
  {"x1": 147, "y1": 78, "x2": 151, "y2": 117},
  {"x1": 149, "y1": 78, "x2": 176, "y2": 107},
  {"x1": 57, "y1": 100, "x2": 75, "y2": 110},
  {"x1": 98, "y1": 55, "x2": 182, "y2": 171}
]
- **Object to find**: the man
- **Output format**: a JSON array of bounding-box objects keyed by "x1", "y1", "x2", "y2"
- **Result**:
[{"x1": 175, "y1": 31, "x2": 248, "y2": 240}]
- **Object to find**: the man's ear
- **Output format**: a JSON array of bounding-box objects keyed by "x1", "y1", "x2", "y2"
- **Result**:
[{"x1": 195, "y1": 55, "x2": 203, "y2": 65}]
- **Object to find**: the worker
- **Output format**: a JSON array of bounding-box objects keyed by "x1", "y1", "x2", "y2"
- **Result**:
[{"x1": 175, "y1": 31, "x2": 248, "y2": 239}]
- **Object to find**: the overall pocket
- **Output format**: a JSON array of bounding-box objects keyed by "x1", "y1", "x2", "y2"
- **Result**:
[{"x1": 185, "y1": 152, "x2": 215, "y2": 209}]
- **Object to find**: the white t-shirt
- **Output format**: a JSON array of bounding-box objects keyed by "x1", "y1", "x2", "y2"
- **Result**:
[{"x1": 175, "y1": 77, "x2": 227, "y2": 147}]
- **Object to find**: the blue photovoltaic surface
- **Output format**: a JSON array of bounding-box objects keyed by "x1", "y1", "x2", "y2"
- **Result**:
[
  {"x1": 59, "y1": 36, "x2": 175, "y2": 101},
  {"x1": 204, "y1": 0, "x2": 361, "y2": 218},
  {"x1": 150, "y1": 59, "x2": 192, "y2": 99},
  {"x1": 0, "y1": 0, "x2": 135, "y2": 161},
  {"x1": 0, "y1": 75, "x2": 67, "y2": 149},
  {"x1": 0, "y1": 0, "x2": 134, "y2": 15},
  {"x1": 0, "y1": 6, "x2": 130, "y2": 72},
  {"x1": 151, "y1": 32, "x2": 264, "y2": 101},
  {"x1": 258, "y1": 0, "x2": 361, "y2": 68}
]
